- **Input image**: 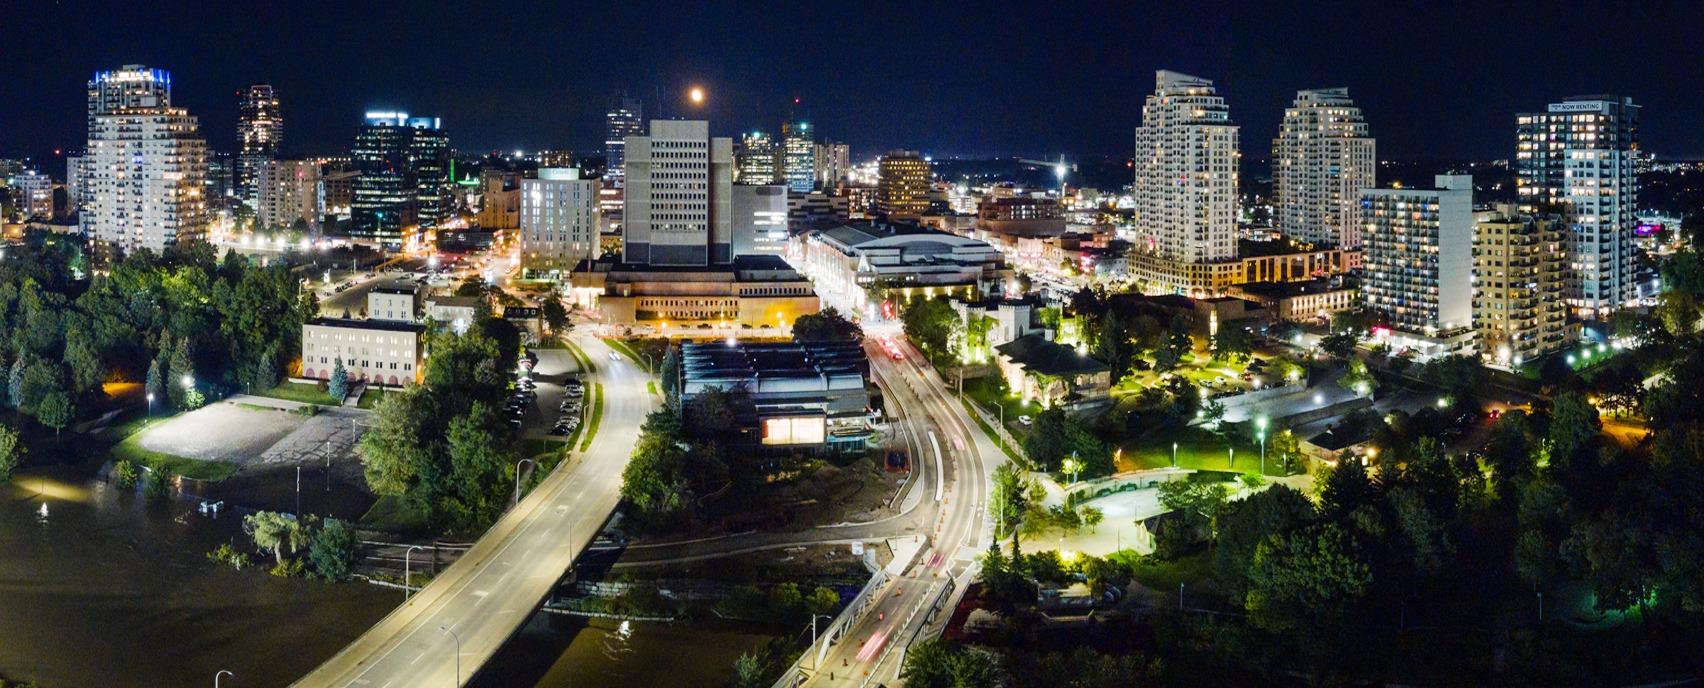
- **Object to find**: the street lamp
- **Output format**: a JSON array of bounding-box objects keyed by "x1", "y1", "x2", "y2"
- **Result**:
[
  {"x1": 181, "y1": 375, "x2": 194, "y2": 388},
  {"x1": 440, "y1": 625, "x2": 461, "y2": 686},
  {"x1": 808, "y1": 613, "x2": 835, "y2": 669},
  {"x1": 513, "y1": 458, "x2": 537, "y2": 507},
  {"x1": 146, "y1": 393, "x2": 155, "y2": 426},
  {"x1": 1256, "y1": 416, "x2": 1268, "y2": 476},
  {"x1": 403, "y1": 545, "x2": 426, "y2": 599},
  {"x1": 1171, "y1": 442, "x2": 1178, "y2": 469},
  {"x1": 215, "y1": 670, "x2": 234, "y2": 687}
]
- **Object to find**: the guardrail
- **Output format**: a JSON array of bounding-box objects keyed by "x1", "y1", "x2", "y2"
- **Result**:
[{"x1": 769, "y1": 567, "x2": 891, "y2": 688}]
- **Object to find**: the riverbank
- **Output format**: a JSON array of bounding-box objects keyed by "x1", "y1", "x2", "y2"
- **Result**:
[{"x1": 0, "y1": 467, "x2": 396, "y2": 688}]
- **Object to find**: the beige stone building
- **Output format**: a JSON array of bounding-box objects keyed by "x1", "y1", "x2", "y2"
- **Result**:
[{"x1": 1474, "y1": 206, "x2": 1568, "y2": 366}]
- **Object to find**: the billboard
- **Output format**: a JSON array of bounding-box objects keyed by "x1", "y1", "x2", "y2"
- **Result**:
[{"x1": 761, "y1": 415, "x2": 826, "y2": 446}]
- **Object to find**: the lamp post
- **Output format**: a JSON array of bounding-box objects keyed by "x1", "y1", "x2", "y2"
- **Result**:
[
  {"x1": 403, "y1": 545, "x2": 425, "y2": 599},
  {"x1": 809, "y1": 613, "x2": 835, "y2": 669},
  {"x1": 215, "y1": 670, "x2": 234, "y2": 688},
  {"x1": 1255, "y1": 416, "x2": 1268, "y2": 476},
  {"x1": 439, "y1": 625, "x2": 461, "y2": 686},
  {"x1": 513, "y1": 458, "x2": 536, "y2": 507},
  {"x1": 146, "y1": 393, "x2": 155, "y2": 427}
]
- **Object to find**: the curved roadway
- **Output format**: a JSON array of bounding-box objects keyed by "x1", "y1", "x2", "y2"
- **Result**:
[{"x1": 291, "y1": 336, "x2": 651, "y2": 688}]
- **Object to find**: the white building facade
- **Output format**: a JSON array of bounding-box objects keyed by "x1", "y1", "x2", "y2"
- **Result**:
[
  {"x1": 1133, "y1": 70, "x2": 1239, "y2": 263},
  {"x1": 1360, "y1": 175, "x2": 1476, "y2": 357},
  {"x1": 301, "y1": 318, "x2": 424, "y2": 387},
  {"x1": 85, "y1": 107, "x2": 209, "y2": 253},
  {"x1": 520, "y1": 167, "x2": 598, "y2": 276},
  {"x1": 1272, "y1": 88, "x2": 1376, "y2": 249}
]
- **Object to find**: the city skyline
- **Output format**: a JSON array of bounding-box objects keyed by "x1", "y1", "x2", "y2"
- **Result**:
[{"x1": 3, "y1": 0, "x2": 1701, "y2": 163}]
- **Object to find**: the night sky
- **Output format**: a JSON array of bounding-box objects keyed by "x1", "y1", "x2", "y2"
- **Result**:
[{"x1": 4, "y1": 0, "x2": 1702, "y2": 167}]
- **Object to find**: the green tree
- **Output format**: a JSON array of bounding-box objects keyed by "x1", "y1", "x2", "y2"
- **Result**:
[
  {"x1": 792, "y1": 306, "x2": 863, "y2": 342},
  {"x1": 1155, "y1": 479, "x2": 1229, "y2": 558},
  {"x1": 6, "y1": 359, "x2": 22, "y2": 409},
  {"x1": 900, "y1": 641, "x2": 1005, "y2": 688},
  {"x1": 1320, "y1": 330, "x2": 1359, "y2": 360},
  {"x1": 441, "y1": 404, "x2": 514, "y2": 530},
  {"x1": 357, "y1": 387, "x2": 439, "y2": 500},
  {"x1": 0, "y1": 424, "x2": 22, "y2": 481},
  {"x1": 1093, "y1": 308, "x2": 1135, "y2": 382},
  {"x1": 243, "y1": 511, "x2": 305, "y2": 567},
  {"x1": 1269, "y1": 427, "x2": 1303, "y2": 473},
  {"x1": 1213, "y1": 484, "x2": 1315, "y2": 599},
  {"x1": 144, "y1": 358, "x2": 163, "y2": 406},
  {"x1": 306, "y1": 518, "x2": 358, "y2": 581},
  {"x1": 1245, "y1": 523, "x2": 1372, "y2": 633},
  {"x1": 36, "y1": 391, "x2": 71, "y2": 435},
  {"x1": 807, "y1": 586, "x2": 840, "y2": 616},
  {"x1": 167, "y1": 337, "x2": 195, "y2": 410},
  {"x1": 540, "y1": 293, "x2": 570, "y2": 334},
  {"x1": 1547, "y1": 391, "x2": 1602, "y2": 490},
  {"x1": 900, "y1": 297, "x2": 960, "y2": 359},
  {"x1": 1211, "y1": 324, "x2": 1253, "y2": 364},
  {"x1": 731, "y1": 652, "x2": 766, "y2": 688},
  {"x1": 620, "y1": 419, "x2": 691, "y2": 518}
]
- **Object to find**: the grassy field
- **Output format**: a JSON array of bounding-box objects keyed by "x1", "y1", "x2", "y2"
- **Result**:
[
  {"x1": 356, "y1": 387, "x2": 385, "y2": 408},
  {"x1": 256, "y1": 381, "x2": 341, "y2": 406},
  {"x1": 960, "y1": 398, "x2": 1026, "y2": 467},
  {"x1": 578, "y1": 382, "x2": 604, "y2": 452},
  {"x1": 961, "y1": 376, "x2": 1043, "y2": 438},
  {"x1": 109, "y1": 432, "x2": 239, "y2": 481},
  {"x1": 358, "y1": 494, "x2": 430, "y2": 535},
  {"x1": 1116, "y1": 426, "x2": 1281, "y2": 476}
]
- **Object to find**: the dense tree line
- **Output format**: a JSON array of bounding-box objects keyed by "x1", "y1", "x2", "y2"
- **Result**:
[
  {"x1": 0, "y1": 235, "x2": 312, "y2": 429},
  {"x1": 356, "y1": 323, "x2": 522, "y2": 531}
]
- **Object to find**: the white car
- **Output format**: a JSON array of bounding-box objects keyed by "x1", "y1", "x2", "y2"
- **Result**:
[
  {"x1": 1018, "y1": 415, "x2": 1033, "y2": 426},
  {"x1": 608, "y1": 352, "x2": 621, "y2": 361}
]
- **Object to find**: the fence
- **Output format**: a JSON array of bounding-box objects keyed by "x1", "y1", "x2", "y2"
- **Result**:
[{"x1": 768, "y1": 568, "x2": 891, "y2": 688}]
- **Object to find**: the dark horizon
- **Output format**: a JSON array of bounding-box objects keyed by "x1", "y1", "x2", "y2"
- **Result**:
[{"x1": 4, "y1": 0, "x2": 1703, "y2": 168}]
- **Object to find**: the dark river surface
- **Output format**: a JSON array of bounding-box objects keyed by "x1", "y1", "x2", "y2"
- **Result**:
[{"x1": 0, "y1": 465, "x2": 766, "y2": 687}]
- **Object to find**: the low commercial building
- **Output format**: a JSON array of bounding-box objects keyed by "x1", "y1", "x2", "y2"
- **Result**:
[
  {"x1": 977, "y1": 196, "x2": 1066, "y2": 238},
  {"x1": 1127, "y1": 239, "x2": 1360, "y2": 297},
  {"x1": 797, "y1": 221, "x2": 1011, "y2": 314},
  {"x1": 680, "y1": 339, "x2": 872, "y2": 451},
  {"x1": 367, "y1": 280, "x2": 424, "y2": 322},
  {"x1": 1231, "y1": 278, "x2": 1358, "y2": 323},
  {"x1": 425, "y1": 295, "x2": 481, "y2": 329},
  {"x1": 994, "y1": 333, "x2": 1111, "y2": 410},
  {"x1": 568, "y1": 254, "x2": 820, "y2": 328},
  {"x1": 301, "y1": 317, "x2": 425, "y2": 387}
]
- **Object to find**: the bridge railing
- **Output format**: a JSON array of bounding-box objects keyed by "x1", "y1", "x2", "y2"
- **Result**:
[{"x1": 769, "y1": 567, "x2": 891, "y2": 688}]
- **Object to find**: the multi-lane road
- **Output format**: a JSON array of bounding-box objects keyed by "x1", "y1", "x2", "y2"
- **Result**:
[
  {"x1": 803, "y1": 337, "x2": 1005, "y2": 686},
  {"x1": 291, "y1": 336, "x2": 651, "y2": 688}
]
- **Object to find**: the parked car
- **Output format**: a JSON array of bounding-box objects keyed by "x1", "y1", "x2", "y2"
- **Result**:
[{"x1": 1018, "y1": 415, "x2": 1033, "y2": 426}]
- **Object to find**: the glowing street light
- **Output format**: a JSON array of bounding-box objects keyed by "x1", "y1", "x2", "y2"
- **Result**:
[
  {"x1": 688, "y1": 86, "x2": 706, "y2": 105},
  {"x1": 180, "y1": 375, "x2": 194, "y2": 389}
]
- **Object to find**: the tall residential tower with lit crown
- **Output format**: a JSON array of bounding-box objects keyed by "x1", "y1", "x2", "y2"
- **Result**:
[
  {"x1": 1133, "y1": 70, "x2": 1239, "y2": 265},
  {"x1": 1272, "y1": 88, "x2": 1375, "y2": 249}
]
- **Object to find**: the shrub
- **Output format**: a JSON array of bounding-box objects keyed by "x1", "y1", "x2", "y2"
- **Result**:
[
  {"x1": 144, "y1": 465, "x2": 175, "y2": 499},
  {"x1": 111, "y1": 460, "x2": 139, "y2": 489},
  {"x1": 207, "y1": 542, "x2": 253, "y2": 570}
]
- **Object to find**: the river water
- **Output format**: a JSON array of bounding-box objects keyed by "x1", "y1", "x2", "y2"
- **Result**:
[{"x1": 0, "y1": 466, "x2": 767, "y2": 687}]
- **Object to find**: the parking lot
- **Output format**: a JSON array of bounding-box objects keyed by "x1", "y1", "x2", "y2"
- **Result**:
[{"x1": 507, "y1": 349, "x2": 586, "y2": 441}]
